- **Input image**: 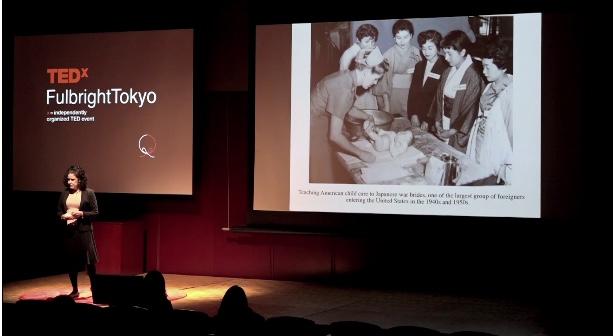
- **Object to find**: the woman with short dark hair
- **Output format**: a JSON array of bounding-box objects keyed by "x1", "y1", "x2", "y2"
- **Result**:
[
  {"x1": 406, "y1": 29, "x2": 446, "y2": 131},
  {"x1": 374, "y1": 19, "x2": 422, "y2": 117},
  {"x1": 464, "y1": 39, "x2": 513, "y2": 185},
  {"x1": 430, "y1": 30, "x2": 484, "y2": 153},
  {"x1": 339, "y1": 23, "x2": 381, "y2": 111}
]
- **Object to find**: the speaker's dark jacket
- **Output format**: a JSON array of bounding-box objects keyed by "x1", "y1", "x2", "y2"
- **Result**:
[{"x1": 57, "y1": 188, "x2": 98, "y2": 232}]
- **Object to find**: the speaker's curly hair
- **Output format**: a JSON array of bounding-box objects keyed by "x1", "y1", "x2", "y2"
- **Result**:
[{"x1": 63, "y1": 165, "x2": 88, "y2": 190}]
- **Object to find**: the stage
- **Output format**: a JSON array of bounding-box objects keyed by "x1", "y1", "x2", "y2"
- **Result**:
[{"x1": 3, "y1": 273, "x2": 545, "y2": 335}]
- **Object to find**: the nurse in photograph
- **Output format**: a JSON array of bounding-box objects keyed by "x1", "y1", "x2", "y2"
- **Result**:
[{"x1": 310, "y1": 47, "x2": 389, "y2": 183}]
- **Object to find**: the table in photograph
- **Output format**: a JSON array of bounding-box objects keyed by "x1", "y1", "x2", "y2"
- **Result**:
[{"x1": 336, "y1": 119, "x2": 467, "y2": 185}]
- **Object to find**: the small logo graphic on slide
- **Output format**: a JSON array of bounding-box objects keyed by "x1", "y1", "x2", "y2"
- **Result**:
[{"x1": 138, "y1": 134, "x2": 157, "y2": 159}]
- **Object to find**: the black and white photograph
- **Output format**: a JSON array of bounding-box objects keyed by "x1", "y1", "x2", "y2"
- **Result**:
[
  {"x1": 308, "y1": 16, "x2": 515, "y2": 186},
  {"x1": 285, "y1": 13, "x2": 539, "y2": 216}
]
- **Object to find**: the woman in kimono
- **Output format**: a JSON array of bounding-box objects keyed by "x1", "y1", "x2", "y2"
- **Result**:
[
  {"x1": 374, "y1": 19, "x2": 422, "y2": 117},
  {"x1": 430, "y1": 30, "x2": 483, "y2": 153},
  {"x1": 465, "y1": 40, "x2": 513, "y2": 185}
]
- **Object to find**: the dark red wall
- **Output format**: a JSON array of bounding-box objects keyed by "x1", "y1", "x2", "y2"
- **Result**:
[{"x1": 135, "y1": 92, "x2": 369, "y2": 281}]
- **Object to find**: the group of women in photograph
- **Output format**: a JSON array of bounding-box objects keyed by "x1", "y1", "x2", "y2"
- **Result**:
[{"x1": 310, "y1": 18, "x2": 513, "y2": 186}]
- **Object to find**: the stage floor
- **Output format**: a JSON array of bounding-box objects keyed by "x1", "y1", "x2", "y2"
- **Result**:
[{"x1": 3, "y1": 273, "x2": 545, "y2": 335}]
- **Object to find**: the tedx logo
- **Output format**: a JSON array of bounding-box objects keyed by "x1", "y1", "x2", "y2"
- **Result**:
[{"x1": 47, "y1": 68, "x2": 89, "y2": 84}]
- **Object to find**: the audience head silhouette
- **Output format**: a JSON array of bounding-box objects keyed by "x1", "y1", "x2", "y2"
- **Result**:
[
  {"x1": 144, "y1": 270, "x2": 167, "y2": 297},
  {"x1": 215, "y1": 285, "x2": 265, "y2": 335},
  {"x1": 142, "y1": 270, "x2": 172, "y2": 312},
  {"x1": 218, "y1": 285, "x2": 249, "y2": 316}
]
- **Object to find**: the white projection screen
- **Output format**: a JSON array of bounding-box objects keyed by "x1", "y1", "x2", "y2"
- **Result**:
[{"x1": 254, "y1": 14, "x2": 540, "y2": 218}]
